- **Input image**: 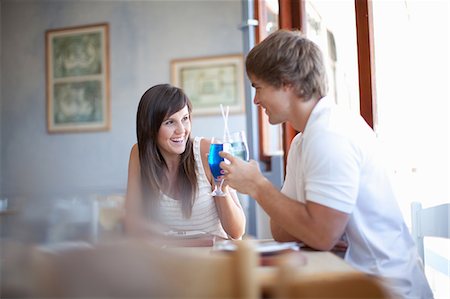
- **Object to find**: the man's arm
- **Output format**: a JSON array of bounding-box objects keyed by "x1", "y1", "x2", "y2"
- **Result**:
[
  {"x1": 270, "y1": 218, "x2": 298, "y2": 242},
  {"x1": 220, "y1": 153, "x2": 349, "y2": 250},
  {"x1": 254, "y1": 177, "x2": 348, "y2": 250}
]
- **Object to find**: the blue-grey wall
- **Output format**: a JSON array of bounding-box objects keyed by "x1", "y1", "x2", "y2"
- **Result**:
[
  {"x1": 0, "y1": 1, "x2": 3, "y2": 197},
  {"x1": 1, "y1": 0, "x2": 245, "y2": 199}
]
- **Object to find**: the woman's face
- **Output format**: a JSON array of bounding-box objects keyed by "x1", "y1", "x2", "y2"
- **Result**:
[{"x1": 157, "y1": 105, "x2": 191, "y2": 159}]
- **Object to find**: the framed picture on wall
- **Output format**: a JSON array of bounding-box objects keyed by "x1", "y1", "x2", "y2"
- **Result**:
[
  {"x1": 171, "y1": 54, "x2": 245, "y2": 115},
  {"x1": 46, "y1": 23, "x2": 110, "y2": 133}
]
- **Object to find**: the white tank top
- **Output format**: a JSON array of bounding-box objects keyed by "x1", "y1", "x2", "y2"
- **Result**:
[{"x1": 158, "y1": 137, "x2": 228, "y2": 239}]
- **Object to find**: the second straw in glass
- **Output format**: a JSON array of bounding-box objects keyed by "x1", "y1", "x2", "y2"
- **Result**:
[{"x1": 230, "y1": 131, "x2": 249, "y2": 161}]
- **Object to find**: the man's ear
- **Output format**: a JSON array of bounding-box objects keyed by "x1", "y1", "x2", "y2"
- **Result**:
[{"x1": 282, "y1": 82, "x2": 293, "y2": 91}]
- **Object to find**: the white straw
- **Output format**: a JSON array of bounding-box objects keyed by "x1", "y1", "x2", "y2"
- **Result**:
[
  {"x1": 220, "y1": 104, "x2": 230, "y2": 140},
  {"x1": 225, "y1": 106, "x2": 229, "y2": 135}
]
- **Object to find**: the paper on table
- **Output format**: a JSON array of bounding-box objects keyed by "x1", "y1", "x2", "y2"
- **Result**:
[
  {"x1": 214, "y1": 240, "x2": 302, "y2": 256},
  {"x1": 163, "y1": 230, "x2": 207, "y2": 239}
]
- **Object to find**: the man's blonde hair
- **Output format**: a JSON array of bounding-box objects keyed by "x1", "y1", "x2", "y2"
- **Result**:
[{"x1": 246, "y1": 29, "x2": 328, "y2": 101}]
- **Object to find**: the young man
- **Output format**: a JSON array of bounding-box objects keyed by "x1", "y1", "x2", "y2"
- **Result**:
[{"x1": 220, "y1": 30, "x2": 432, "y2": 299}]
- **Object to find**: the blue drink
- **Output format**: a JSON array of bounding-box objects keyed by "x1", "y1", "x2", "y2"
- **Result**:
[
  {"x1": 208, "y1": 143, "x2": 223, "y2": 180},
  {"x1": 208, "y1": 138, "x2": 230, "y2": 197}
]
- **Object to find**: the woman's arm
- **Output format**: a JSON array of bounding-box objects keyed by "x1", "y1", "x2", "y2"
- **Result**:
[
  {"x1": 125, "y1": 144, "x2": 176, "y2": 238},
  {"x1": 200, "y1": 138, "x2": 246, "y2": 239},
  {"x1": 124, "y1": 144, "x2": 147, "y2": 236}
]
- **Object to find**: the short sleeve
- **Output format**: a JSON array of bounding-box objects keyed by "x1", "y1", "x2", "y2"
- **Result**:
[
  {"x1": 281, "y1": 133, "x2": 302, "y2": 198},
  {"x1": 303, "y1": 131, "x2": 362, "y2": 213}
]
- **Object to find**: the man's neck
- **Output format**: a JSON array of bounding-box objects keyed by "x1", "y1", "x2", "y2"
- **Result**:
[{"x1": 289, "y1": 96, "x2": 320, "y2": 132}]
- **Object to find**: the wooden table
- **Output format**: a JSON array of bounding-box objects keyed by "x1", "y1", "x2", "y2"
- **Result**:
[
  {"x1": 170, "y1": 241, "x2": 355, "y2": 274},
  {"x1": 258, "y1": 250, "x2": 357, "y2": 295},
  {"x1": 5, "y1": 237, "x2": 358, "y2": 298},
  {"x1": 167, "y1": 240, "x2": 359, "y2": 297}
]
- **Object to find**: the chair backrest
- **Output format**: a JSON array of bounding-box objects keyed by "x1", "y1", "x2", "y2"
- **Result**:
[
  {"x1": 411, "y1": 202, "x2": 450, "y2": 263},
  {"x1": 30, "y1": 239, "x2": 259, "y2": 298},
  {"x1": 274, "y1": 252, "x2": 392, "y2": 299}
]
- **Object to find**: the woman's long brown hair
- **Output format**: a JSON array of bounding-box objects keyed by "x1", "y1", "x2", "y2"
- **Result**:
[{"x1": 136, "y1": 84, "x2": 197, "y2": 218}]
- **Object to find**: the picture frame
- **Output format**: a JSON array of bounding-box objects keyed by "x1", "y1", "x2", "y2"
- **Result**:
[
  {"x1": 46, "y1": 23, "x2": 110, "y2": 133},
  {"x1": 171, "y1": 54, "x2": 245, "y2": 115}
]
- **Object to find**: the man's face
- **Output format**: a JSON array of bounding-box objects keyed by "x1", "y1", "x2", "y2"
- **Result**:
[{"x1": 250, "y1": 76, "x2": 293, "y2": 125}]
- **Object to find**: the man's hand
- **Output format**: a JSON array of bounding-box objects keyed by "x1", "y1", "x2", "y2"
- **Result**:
[{"x1": 219, "y1": 151, "x2": 267, "y2": 197}]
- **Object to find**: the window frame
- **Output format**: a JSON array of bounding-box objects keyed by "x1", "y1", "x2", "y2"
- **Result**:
[{"x1": 254, "y1": 0, "x2": 376, "y2": 167}]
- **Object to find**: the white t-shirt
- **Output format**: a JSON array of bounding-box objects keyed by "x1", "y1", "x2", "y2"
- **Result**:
[
  {"x1": 158, "y1": 137, "x2": 228, "y2": 239},
  {"x1": 281, "y1": 96, "x2": 433, "y2": 299}
]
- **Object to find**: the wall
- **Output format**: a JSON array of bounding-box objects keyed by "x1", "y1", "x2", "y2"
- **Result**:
[
  {"x1": 0, "y1": 1, "x2": 3, "y2": 195},
  {"x1": 1, "y1": 0, "x2": 245, "y2": 200}
]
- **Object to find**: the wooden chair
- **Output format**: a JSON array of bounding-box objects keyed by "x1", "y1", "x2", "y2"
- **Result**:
[
  {"x1": 411, "y1": 202, "x2": 450, "y2": 264},
  {"x1": 30, "y1": 239, "x2": 259, "y2": 298},
  {"x1": 274, "y1": 252, "x2": 392, "y2": 299}
]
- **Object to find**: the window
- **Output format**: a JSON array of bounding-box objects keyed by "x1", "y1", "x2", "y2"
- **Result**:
[
  {"x1": 256, "y1": 0, "x2": 283, "y2": 160},
  {"x1": 305, "y1": 0, "x2": 360, "y2": 113},
  {"x1": 372, "y1": 2, "x2": 449, "y2": 297}
]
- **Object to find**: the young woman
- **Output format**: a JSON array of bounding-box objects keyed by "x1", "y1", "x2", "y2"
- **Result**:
[{"x1": 125, "y1": 84, "x2": 245, "y2": 240}]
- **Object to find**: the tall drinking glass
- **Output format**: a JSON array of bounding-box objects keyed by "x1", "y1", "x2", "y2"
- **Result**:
[
  {"x1": 230, "y1": 131, "x2": 249, "y2": 161},
  {"x1": 208, "y1": 137, "x2": 230, "y2": 196}
]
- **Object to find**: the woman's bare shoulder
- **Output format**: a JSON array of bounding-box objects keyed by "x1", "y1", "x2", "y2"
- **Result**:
[
  {"x1": 129, "y1": 143, "x2": 139, "y2": 160},
  {"x1": 199, "y1": 137, "x2": 211, "y2": 155},
  {"x1": 130, "y1": 143, "x2": 139, "y2": 155}
]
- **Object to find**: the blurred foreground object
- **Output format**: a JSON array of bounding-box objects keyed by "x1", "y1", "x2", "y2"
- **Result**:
[
  {"x1": 274, "y1": 251, "x2": 393, "y2": 298},
  {"x1": 29, "y1": 239, "x2": 259, "y2": 298},
  {"x1": 94, "y1": 194, "x2": 125, "y2": 241}
]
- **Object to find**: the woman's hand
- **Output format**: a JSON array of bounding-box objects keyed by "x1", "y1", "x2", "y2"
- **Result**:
[{"x1": 201, "y1": 138, "x2": 245, "y2": 239}]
